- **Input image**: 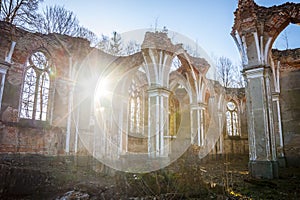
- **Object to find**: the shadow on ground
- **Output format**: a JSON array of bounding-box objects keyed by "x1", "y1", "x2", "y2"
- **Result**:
[{"x1": 0, "y1": 148, "x2": 299, "y2": 199}]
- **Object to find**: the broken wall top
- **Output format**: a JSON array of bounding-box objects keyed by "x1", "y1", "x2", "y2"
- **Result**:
[
  {"x1": 0, "y1": 21, "x2": 92, "y2": 77},
  {"x1": 272, "y1": 48, "x2": 300, "y2": 70},
  {"x1": 232, "y1": 0, "x2": 300, "y2": 38}
]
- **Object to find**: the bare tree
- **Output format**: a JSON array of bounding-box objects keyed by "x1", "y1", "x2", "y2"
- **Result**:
[
  {"x1": 26, "y1": 5, "x2": 98, "y2": 45},
  {"x1": 183, "y1": 44, "x2": 201, "y2": 57},
  {"x1": 217, "y1": 56, "x2": 234, "y2": 88},
  {"x1": 109, "y1": 31, "x2": 123, "y2": 56},
  {"x1": 29, "y1": 5, "x2": 78, "y2": 35},
  {"x1": 0, "y1": 0, "x2": 42, "y2": 25},
  {"x1": 96, "y1": 32, "x2": 140, "y2": 56},
  {"x1": 76, "y1": 26, "x2": 99, "y2": 46},
  {"x1": 96, "y1": 32, "x2": 122, "y2": 55},
  {"x1": 216, "y1": 56, "x2": 245, "y2": 88},
  {"x1": 96, "y1": 34, "x2": 110, "y2": 51},
  {"x1": 1, "y1": 2, "x2": 98, "y2": 44},
  {"x1": 123, "y1": 40, "x2": 140, "y2": 55}
]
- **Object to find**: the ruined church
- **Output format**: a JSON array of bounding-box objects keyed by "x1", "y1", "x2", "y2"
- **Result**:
[{"x1": 0, "y1": 0, "x2": 299, "y2": 181}]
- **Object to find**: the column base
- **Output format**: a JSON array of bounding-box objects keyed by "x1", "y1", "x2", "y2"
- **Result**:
[
  {"x1": 249, "y1": 160, "x2": 278, "y2": 179},
  {"x1": 277, "y1": 156, "x2": 287, "y2": 168}
]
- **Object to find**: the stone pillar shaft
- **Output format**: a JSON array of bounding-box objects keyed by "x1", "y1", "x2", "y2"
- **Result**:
[
  {"x1": 190, "y1": 103, "x2": 205, "y2": 146},
  {"x1": 148, "y1": 87, "x2": 170, "y2": 157},
  {"x1": 272, "y1": 93, "x2": 286, "y2": 167},
  {"x1": 272, "y1": 93, "x2": 284, "y2": 156},
  {"x1": 0, "y1": 64, "x2": 9, "y2": 111},
  {"x1": 218, "y1": 112, "x2": 224, "y2": 154},
  {"x1": 244, "y1": 66, "x2": 278, "y2": 179}
]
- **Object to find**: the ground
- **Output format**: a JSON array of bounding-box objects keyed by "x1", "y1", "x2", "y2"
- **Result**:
[{"x1": 0, "y1": 149, "x2": 299, "y2": 199}]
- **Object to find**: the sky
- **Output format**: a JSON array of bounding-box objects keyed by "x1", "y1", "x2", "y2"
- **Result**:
[{"x1": 41, "y1": 0, "x2": 300, "y2": 65}]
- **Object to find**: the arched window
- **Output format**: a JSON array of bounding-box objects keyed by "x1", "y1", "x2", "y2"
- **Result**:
[
  {"x1": 169, "y1": 93, "x2": 180, "y2": 137},
  {"x1": 128, "y1": 80, "x2": 143, "y2": 135},
  {"x1": 20, "y1": 51, "x2": 51, "y2": 121},
  {"x1": 226, "y1": 101, "x2": 239, "y2": 136}
]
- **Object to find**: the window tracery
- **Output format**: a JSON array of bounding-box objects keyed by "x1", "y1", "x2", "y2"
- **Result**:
[
  {"x1": 20, "y1": 51, "x2": 51, "y2": 121},
  {"x1": 169, "y1": 93, "x2": 180, "y2": 137},
  {"x1": 226, "y1": 101, "x2": 239, "y2": 136},
  {"x1": 128, "y1": 80, "x2": 143, "y2": 135}
]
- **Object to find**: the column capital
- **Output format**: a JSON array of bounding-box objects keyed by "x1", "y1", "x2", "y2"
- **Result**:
[
  {"x1": 272, "y1": 92, "x2": 280, "y2": 101},
  {"x1": 190, "y1": 103, "x2": 206, "y2": 110},
  {"x1": 243, "y1": 65, "x2": 272, "y2": 79},
  {"x1": 147, "y1": 86, "x2": 170, "y2": 97}
]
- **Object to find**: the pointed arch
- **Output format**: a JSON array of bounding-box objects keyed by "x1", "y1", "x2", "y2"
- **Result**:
[
  {"x1": 20, "y1": 50, "x2": 52, "y2": 121},
  {"x1": 226, "y1": 100, "x2": 240, "y2": 137}
]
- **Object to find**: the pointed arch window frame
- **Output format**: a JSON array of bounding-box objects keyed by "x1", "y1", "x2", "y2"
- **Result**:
[
  {"x1": 226, "y1": 101, "x2": 240, "y2": 137},
  {"x1": 128, "y1": 80, "x2": 144, "y2": 136},
  {"x1": 20, "y1": 51, "x2": 53, "y2": 122}
]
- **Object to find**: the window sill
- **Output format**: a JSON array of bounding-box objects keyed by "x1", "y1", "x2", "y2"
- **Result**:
[
  {"x1": 1, "y1": 119, "x2": 51, "y2": 129},
  {"x1": 227, "y1": 135, "x2": 242, "y2": 140}
]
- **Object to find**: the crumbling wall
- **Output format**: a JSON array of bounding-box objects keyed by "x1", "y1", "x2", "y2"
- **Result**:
[
  {"x1": 0, "y1": 21, "x2": 251, "y2": 158},
  {"x1": 232, "y1": 0, "x2": 300, "y2": 177},
  {"x1": 272, "y1": 48, "x2": 300, "y2": 166},
  {"x1": 0, "y1": 21, "x2": 92, "y2": 155},
  {"x1": 0, "y1": 123, "x2": 65, "y2": 154}
]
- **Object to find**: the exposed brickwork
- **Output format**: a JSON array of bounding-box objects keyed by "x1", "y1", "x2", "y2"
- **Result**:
[
  {"x1": 276, "y1": 48, "x2": 300, "y2": 161},
  {"x1": 232, "y1": 1, "x2": 300, "y2": 40},
  {"x1": 0, "y1": 21, "x2": 94, "y2": 155},
  {"x1": 272, "y1": 48, "x2": 300, "y2": 71},
  {"x1": 0, "y1": 122, "x2": 65, "y2": 154},
  {"x1": 141, "y1": 32, "x2": 180, "y2": 52},
  {"x1": 232, "y1": 1, "x2": 300, "y2": 176},
  {"x1": 0, "y1": 20, "x2": 250, "y2": 160}
]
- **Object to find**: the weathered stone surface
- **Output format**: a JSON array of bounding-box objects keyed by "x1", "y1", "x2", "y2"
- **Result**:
[
  {"x1": 232, "y1": 1, "x2": 300, "y2": 39},
  {"x1": 232, "y1": 0, "x2": 300, "y2": 179},
  {"x1": 0, "y1": 0, "x2": 297, "y2": 182},
  {"x1": 0, "y1": 21, "x2": 98, "y2": 155},
  {"x1": 142, "y1": 31, "x2": 178, "y2": 52},
  {"x1": 0, "y1": 124, "x2": 65, "y2": 154}
]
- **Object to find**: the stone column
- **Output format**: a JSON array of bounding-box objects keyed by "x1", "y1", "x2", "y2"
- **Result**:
[
  {"x1": 218, "y1": 111, "x2": 224, "y2": 154},
  {"x1": 190, "y1": 103, "x2": 205, "y2": 147},
  {"x1": 65, "y1": 56, "x2": 74, "y2": 154},
  {"x1": 65, "y1": 80, "x2": 74, "y2": 154},
  {"x1": 119, "y1": 97, "x2": 129, "y2": 156},
  {"x1": 272, "y1": 92, "x2": 286, "y2": 167},
  {"x1": 74, "y1": 105, "x2": 80, "y2": 154},
  {"x1": 244, "y1": 66, "x2": 278, "y2": 179},
  {"x1": 0, "y1": 62, "x2": 9, "y2": 111},
  {"x1": 147, "y1": 87, "x2": 170, "y2": 157}
]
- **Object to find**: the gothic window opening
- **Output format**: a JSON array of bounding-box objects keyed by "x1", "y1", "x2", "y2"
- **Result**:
[
  {"x1": 128, "y1": 80, "x2": 143, "y2": 135},
  {"x1": 226, "y1": 101, "x2": 239, "y2": 136},
  {"x1": 20, "y1": 51, "x2": 51, "y2": 121},
  {"x1": 169, "y1": 93, "x2": 180, "y2": 137}
]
